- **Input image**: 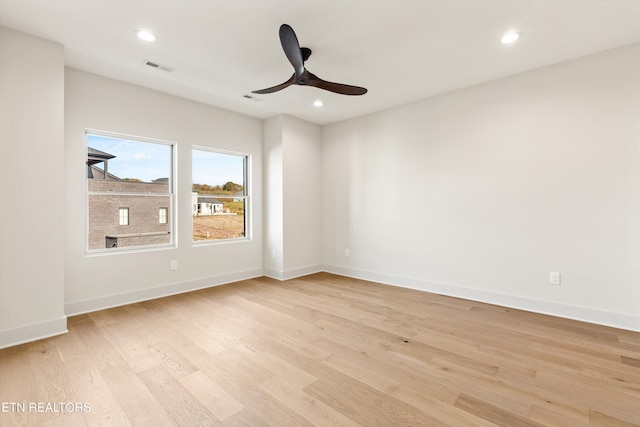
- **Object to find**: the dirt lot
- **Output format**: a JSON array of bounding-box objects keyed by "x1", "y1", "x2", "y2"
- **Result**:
[{"x1": 193, "y1": 214, "x2": 245, "y2": 240}]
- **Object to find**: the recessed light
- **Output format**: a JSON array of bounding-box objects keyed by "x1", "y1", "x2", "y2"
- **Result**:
[
  {"x1": 501, "y1": 31, "x2": 522, "y2": 45},
  {"x1": 313, "y1": 100, "x2": 324, "y2": 108},
  {"x1": 135, "y1": 29, "x2": 157, "y2": 42}
]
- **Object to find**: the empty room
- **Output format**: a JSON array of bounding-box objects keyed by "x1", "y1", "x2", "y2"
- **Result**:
[{"x1": 1, "y1": 1, "x2": 639, "y2": 426}]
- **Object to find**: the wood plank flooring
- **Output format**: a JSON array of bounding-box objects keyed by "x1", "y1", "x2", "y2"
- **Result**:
[{"x1": 1, "y1": 272, "x2": 639, "y2": 426}]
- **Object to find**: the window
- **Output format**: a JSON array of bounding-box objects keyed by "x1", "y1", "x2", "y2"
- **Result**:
[
  {"x1": 119, "y1": 207, "x2": 129, "y2": 225},
  {"x1": 86, "y1": 131, "x2": 174, "y2": 252},
  {"x1": 159, "y1": 207, "x2": 168, "y2": 224},
  {"x1": 192, "y1": 148, "x2": 249, "y2": 242}
]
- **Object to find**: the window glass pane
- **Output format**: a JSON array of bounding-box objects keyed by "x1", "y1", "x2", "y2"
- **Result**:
[
  {"x1": 192, "y1": 148, "x2": 247, "y2": 242},
  {"x1": 192, "y1": 199, "x2": 245, "y2": 240},
  {"x1": 159, "y1": 207, "x2": 168, "y2": 224},
  {"x1": 119, "y1": 207, "x2": 129, "y2": 225},
  {"x1": 87, "y1": 132, "x2": 173, "y2": 252},
  {"x1": 87, "y1": 134, "x2": 171, "y2": 193}
]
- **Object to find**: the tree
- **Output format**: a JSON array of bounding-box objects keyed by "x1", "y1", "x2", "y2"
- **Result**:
[{"x1": 223, "y1": 181, "x2": 243, "y2": 192}]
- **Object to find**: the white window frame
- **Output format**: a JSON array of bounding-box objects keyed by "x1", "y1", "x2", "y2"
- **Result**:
[
  {"x1": 159, "y1": 207, "x2": 168, "y2": 224},
  {"x1": 85, "y1": 130, "x2": 177, "y2": 254},
  {"x1": 191, "y1": 146, "x2": 250, "y2": 245},
  {"x1": 119, "y1": 207, "x2": 129, "y2": 225}
]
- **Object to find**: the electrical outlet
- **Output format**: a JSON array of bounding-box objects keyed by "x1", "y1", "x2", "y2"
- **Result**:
[
  {"x1": 170, "y1": 260, "x2": 178, "y2": 271},
  {"x1": 549, "y1": 272, "x2": 561, "y2": 286},
  {"x1": 344, "y1": 249, "x2": 350, "y2": 257},
  {"x1": 271, "y1": 249, "x2": 276, "y2": 259}
]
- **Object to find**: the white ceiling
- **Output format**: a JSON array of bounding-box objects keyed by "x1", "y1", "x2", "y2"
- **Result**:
[{"x1": 2, "y1": 0, "x2": 640, "y2": 125}]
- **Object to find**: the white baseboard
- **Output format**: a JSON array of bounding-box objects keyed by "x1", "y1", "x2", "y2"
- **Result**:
[
  {"x1": 263, "y1": 269, "x2": 285, "y2": 281},
  {"x1": 64, "y1": 268, "x2": 264, "y2": 316},
  {"x1": 12, "y1": 264, "x2": 635, "y2": 350},
  {"x1": 264, "y1": 264, "x2": 323, "y2": 281},
  {"x1": 0, "y1": 316, "x2": 68, "y2": 350},
  {"x1": 322, "y1": 264, "x2": 640, "y2": 333}
]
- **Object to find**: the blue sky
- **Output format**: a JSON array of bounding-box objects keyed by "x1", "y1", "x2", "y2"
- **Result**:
[
  {"x1": 192, "y1": 148, "x2": 244, "y2": 187},
  {"x1": 88, "y1": 134, "x2": 170, "y2": 182},
  {"x1": 87, "y1": 134, "x2": 244, "y2": 186}
]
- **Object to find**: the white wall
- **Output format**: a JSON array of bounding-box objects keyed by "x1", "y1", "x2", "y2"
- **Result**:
[
  {"x1": 282, "y1": 115, "x2": 323, "y2": 275},
  {"x1": 322, "y1": 43, "x2": 640, "y2": 331},
  {"x1": 263, "y1": 115, "x2": 322, "y2": 279},
  {"x1": 0, "y1": 27, "x2": 66, "y2": 348},
  {"x1": 263, "y1": 116, "x2": 284, "y2": 274},
  {"x1": 64, "y1": 68, "x2": 264, "y2": 314}
]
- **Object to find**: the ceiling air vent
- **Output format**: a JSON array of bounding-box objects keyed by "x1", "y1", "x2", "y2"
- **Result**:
[{"x1": 144, "y1": 60, "x2": 173, "y2": 72}]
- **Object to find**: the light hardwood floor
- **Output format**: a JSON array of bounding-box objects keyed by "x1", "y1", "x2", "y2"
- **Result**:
[{"x1": 1, "y1": 273, "x2": 639, "y2": 426}]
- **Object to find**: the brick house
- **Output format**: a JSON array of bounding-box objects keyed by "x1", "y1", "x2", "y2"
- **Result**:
[{"x1": 87, "y1": 148, "x2": 171, "y2": 250}]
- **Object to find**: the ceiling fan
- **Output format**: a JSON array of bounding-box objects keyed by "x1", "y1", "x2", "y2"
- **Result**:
[{"x1": 252, "y1": 24, "x2": 367, "y2": 96}]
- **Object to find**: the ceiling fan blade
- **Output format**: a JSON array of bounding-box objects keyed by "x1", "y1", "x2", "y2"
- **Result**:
[
  {"x1": 306, "y1": 71, "x2": 368, "y2": 96},
  {"x1": 279, "y1": 24, "x2": 305, "y2": 76},
  {"x1": 251, "y1": 74, "x2": 296, "y2": 94},
  {"x1": 255, "y1": 24, "x2": 367, "y2": 97}
]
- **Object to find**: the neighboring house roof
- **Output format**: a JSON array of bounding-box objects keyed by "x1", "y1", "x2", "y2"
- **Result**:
[
  {"x1": 87, "y1": 147, "x2": 115, "y2": 159},
  {"x1": 87, "y1": 147, "x2": 120, "y2": 181},
  {"x1": 87, "y1": 147, "x2": 116, "y2": 167},
  {"x1": 197, "y1": 196, "x2": 223, "y2": 204},
  {"x1": 89, "y1": 165, "x2": 122, "y2": 181}
]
